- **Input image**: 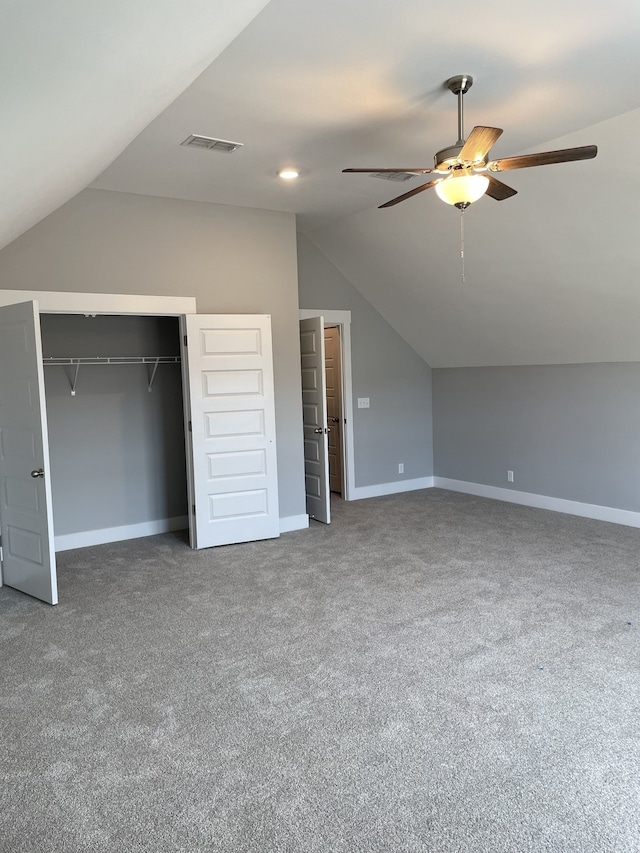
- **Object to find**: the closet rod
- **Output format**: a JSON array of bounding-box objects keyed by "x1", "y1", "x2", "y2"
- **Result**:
[{"x1": 42, "y1": 356, "x2": 181, "y2": 395}]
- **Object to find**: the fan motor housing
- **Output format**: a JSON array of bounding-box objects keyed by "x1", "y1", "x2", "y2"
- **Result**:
[{"x1": 434, "y1": 143, "x2": 464, "y2": 172}]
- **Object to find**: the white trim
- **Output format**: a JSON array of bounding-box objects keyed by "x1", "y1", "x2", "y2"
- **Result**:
[
  {"x1": 351, "y1": 476, "x2": 435, "y2": 501},
  {"x1": 0, "y1": 290, "x2": 197, "y2": 315},
  {"x1": 55, "y1": 513, "x2": 310, "y2": 550},
  {"x1": 54, "y1": 516, "x2": 189, "y2": 552},
  {"x1": 299, "y1": 309, "x2": 354, "y2": 501},
  {"x1": 433, "y1": 478, "x2": 640, "y2": 528},
  {"x1": 299, "y1": 309, "x2": 352, "y2": 324},
  {"x1": 279, "y1": 514, "x2": 309, "y2": 533}
]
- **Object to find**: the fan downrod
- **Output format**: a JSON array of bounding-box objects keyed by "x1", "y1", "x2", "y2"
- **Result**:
[{"x1": 435, "y1": 74, "x2": 474, "y2": 171}]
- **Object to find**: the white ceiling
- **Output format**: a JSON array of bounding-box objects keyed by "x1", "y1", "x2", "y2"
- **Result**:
[{"x1": 8, "y1": 0, "x2": 640, "y2": 366}]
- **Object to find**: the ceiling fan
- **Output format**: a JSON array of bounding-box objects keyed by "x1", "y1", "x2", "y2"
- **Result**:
[{"x1": 343, "y1": 75, "x2": 597, "y2": 210}]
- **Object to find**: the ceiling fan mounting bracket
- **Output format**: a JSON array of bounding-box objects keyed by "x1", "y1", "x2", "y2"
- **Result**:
[{"x1": 446, "y1": 75, "x2": 473, "y2": 96}]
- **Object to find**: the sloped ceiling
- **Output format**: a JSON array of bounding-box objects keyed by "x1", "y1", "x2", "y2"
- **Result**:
[
  {"x1": 8, "y1": 0, "x2": 640, "y2": 367},
  {"x1": 0, "y1": 0, "x2": 270, "y2": 250}
]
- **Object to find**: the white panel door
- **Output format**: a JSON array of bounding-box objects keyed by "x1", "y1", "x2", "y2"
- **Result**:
[
  {"x1": 0, "y1": 301, "x2": 57, "y2": 604},
  {"x1": 182, "y1": 314, "x2": 280, "y2": 549},
  {"x1": 299, "y1": 317, "x2": 330, "y2": 524}
]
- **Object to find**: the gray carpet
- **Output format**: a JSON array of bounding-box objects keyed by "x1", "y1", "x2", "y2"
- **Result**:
[{"x1": 1, "y1": 489, "x2": 639, "y2": 852}]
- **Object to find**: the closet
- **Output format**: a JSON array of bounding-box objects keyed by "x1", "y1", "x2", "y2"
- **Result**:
[
  {"x1": 0, "y1": 293, "x2": 280, "y2": 606},
  {"x1": 40, "y1": 313, "x2": 188, "y2": 549}
]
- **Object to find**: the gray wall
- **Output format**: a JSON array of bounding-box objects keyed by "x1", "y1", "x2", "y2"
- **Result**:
[
  {"x1": 41, "y1": 315, "x2": 186, "y2": 535},
  {"x1": 298, "y1": 233, "x2": 433, "y2": 487},
  {"x1": 0, "y1": 188, "x2": 306, "y2": 521},
  {"x1": 433, "y1": 363, "x2": 640, "y2": 512}
]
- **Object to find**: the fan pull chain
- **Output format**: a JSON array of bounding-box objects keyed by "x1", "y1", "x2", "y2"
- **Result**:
[{"x1": 460, "y1": 208, "x2": 465, "y2": 283}]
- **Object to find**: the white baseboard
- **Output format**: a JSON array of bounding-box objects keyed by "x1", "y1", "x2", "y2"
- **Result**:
[
  {"x1": 433, "y1": 478, "x2": 640, "y2": 529},
  {"x1": 280, "y1": 514, "x2": 309, "y2": 533},
  {"x1": 55, "y1": 513, "x2": 309, "y2": 551},
  {"x1": 350, "y1": 476, "x2": 435, "y2": 501},
  {"x1": 55, "y1": 515, "x2": 189, "y2": 552}
]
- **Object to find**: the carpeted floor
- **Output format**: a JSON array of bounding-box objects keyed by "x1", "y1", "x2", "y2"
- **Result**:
[{"x1": 1, "y1": 489, "x2": 639, "y2": 852}]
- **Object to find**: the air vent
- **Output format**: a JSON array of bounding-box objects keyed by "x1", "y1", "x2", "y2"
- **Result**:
[
  {"x1": 370, "y1": 172, "x2": 416, "y2": 182},
  {"x1": 180, "y1": 135, "x2": 243, "y2": 153}
]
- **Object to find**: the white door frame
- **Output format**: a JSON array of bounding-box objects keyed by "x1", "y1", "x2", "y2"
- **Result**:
[
  {"x1": 0, "y1": 290, "x2": 196, "y2": 316},
  {"x1": 299, "y1": 309, "x2": 354, "y2": 502}
]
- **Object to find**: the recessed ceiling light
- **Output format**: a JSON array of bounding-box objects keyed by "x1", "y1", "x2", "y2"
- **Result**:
[{"x1": 277, "y1": 168, "x2": 299, "y2": 180}]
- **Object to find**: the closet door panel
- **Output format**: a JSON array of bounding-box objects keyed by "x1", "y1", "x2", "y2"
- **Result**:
[
  {"x1": 182, "y1": 314, "x2": 280, "y2": 549},
  {"x1": 0, "y1": 301, "x2": 57, "y2": 604}
]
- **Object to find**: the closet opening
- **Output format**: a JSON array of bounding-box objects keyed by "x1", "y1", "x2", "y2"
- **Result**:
[
  {"x1": 40, "y1": 313, "x2": 188, "y2": 552},
  {"x1": 0, "y1": 292, "x2": 281, "y2": 605}
]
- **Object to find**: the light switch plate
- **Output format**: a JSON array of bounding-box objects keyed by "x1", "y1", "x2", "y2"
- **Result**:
[{"x1": 357, "y1": 397, "x2": 370, "y2": 408}]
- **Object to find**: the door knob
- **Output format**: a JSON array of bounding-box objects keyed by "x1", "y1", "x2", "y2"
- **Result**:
[
  {"x1": 314, "y1": 428, "x2": 323, "y2": 434},
  {"x1": 330, "y1": 417, "x2": 340, "y2": 423},
  {"x1": 31, "y1": 468, "x2": 44, "y2": 478}
]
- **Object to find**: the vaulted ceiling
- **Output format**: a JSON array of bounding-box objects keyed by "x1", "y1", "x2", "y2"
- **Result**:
[
  {"x1": 5, "y1": 0, "x2": 640, "y2": 366},
  {"x1": 0, "y1": 0, "x2": 270, "y2": 250}
]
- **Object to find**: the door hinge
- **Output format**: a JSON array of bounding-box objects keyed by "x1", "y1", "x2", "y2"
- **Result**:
[
  {"x1": 188, "y1": 420, "x2": 192, "y2": 432},
  {"x1": 192, "y1": 504, "x2": 196, "y2": 514},
  {"x1": 183, "y1": 335, "x2": 188, "y2": 346}
]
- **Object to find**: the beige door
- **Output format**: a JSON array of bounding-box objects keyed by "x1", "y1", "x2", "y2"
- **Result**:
[{"x1": 324, "y1": 325, "x2": 343, "y2": 495}]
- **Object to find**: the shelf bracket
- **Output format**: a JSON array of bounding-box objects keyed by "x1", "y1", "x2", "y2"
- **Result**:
[
  {"x1": 147, "y1": 358, "x2": 160, "y2": 392},
  {"x1": 70, "y1": 361, "x2": 80, "y2": 396}
]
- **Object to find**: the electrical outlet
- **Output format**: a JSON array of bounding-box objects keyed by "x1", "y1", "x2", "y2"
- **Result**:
[
  {"x1": 398, "y1": 463, "x2": 404, "y2": 474},
  {"x1": 507, "y1": 470, "x2": 514, "y2": 483},
  {"x1": 357, "y1": 397, "x2": 370, "y2": 409}
]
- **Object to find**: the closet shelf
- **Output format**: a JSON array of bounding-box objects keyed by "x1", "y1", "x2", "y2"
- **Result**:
[{"x1": 43, "y1": 356, "x2": 181, "y2": 395}]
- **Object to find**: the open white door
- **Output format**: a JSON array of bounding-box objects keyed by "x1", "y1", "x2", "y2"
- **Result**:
[
  {"x1": 181, "y1": 314, "x2": 280, "y2": 549},
  {"x1": 299, "y1": 317, "x2": 330, "y2": 524},
  {"x1": 0, "y1": 301, "x2": 57, "y2": 604}
]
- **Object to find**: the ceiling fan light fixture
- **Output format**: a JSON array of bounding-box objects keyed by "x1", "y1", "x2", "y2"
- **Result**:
[{"x1": 435, "y1": 172, "x2": 489, "y2": 209}]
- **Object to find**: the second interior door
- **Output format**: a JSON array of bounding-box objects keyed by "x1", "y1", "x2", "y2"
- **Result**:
[{"x1": 299, "y1": 316, "x2": 330, "y2": 524}]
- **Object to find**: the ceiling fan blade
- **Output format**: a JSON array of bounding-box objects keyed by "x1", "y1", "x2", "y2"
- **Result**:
[
  {"x1": 459, "y1": 126, "x2": 503, "y2": 163},
  {"x1": 488, "y1": 144, "x2": 597, "y2": 172},
  {"x1": 343, "y1": 167, "x2": 433, "y2": 174},
  {"x1": 485, "y1": 175, "x2": 518, "y2": 201},
  {"x1": 379, "y1": 178, "x2": 441, "y2": 208}
]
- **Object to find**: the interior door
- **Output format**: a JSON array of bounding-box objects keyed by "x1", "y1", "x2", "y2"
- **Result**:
[
  {"x1": 181, "y1": 314, "x2": 280, "y2": 549},
  {"x1": 324, "y1": 325, "x2": 343, "y2": 495},
  {"x1": 299, "y1": 317, "x2": 330, "y2": 524},
  {"x1": 0, "y1": 301, "x2": 57, "y2": 604}
]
